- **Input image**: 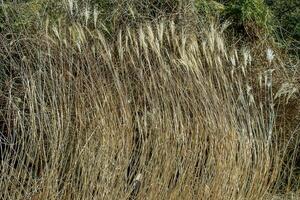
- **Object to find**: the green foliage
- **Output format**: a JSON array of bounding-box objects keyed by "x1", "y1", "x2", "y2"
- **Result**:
[
  {"x1": 0, "y1": 0, "x2": 75, "y2": 33},
  {"x1": 87, "y1": 0, "x2": 192, "y2": 30},
  {"x1": 195, "y1": 0, "x2": 225, "y2": 17},
  {"x1": 194, "y1": 0, "x2": 274, "y2": 38},
  {"x1": 0, "y1": 0, "x2": 44, "y2": 32},
  {"x1": 224, "y1": 0, "x2": 273, "y2": 37},
  {"x1": 90, "y1": 0, "x2": 114, "y2": 12},
  {"x1": 0, "y1": 5, "x2": 6, "y2": 31},
  {"x1": 270, "y1": 0, "x2": 300, "y2": 42}
]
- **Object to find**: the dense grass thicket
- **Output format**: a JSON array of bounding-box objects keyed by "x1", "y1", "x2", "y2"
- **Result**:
[{"x1": 0, "y1": 0, "x2": 299, "y2": 199}]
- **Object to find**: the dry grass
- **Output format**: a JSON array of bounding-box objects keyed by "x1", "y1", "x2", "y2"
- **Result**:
[{"x1": 0, "y1": 17, "x2": 299, "y2": 200}]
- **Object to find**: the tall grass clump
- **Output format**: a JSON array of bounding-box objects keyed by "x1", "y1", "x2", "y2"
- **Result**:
[
  {"x1": 0, "y1": 0, "x2": 299, "y2": 199},
  {"x1": 0, "y1": 18, "x2": 297, "y2": 199}
]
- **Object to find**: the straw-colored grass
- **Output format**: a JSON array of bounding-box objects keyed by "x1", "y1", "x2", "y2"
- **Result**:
[{"x1": 0, "y1": 7, "x2": 299, "y2": 199}]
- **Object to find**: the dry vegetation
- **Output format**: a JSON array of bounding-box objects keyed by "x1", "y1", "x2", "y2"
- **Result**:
[{"x1": 0, "y1": 1, "x2": 299, "y2": 200}]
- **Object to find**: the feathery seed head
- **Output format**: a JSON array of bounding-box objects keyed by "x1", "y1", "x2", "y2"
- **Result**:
[
  {"x1": 84, "y1": 6, "x2": 90, "y2": 25},
  {"x1": 266, "y1": 48, "x2": 274, "y2": 63}
]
